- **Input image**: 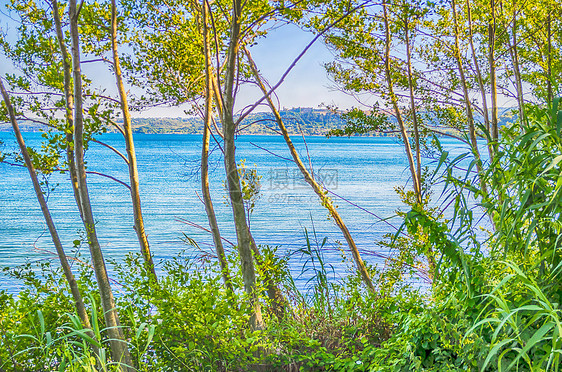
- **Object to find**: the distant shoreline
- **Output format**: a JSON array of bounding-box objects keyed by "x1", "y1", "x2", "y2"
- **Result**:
[{"x1": 0, "y1": 128, "x2": 392, "y2": 137}]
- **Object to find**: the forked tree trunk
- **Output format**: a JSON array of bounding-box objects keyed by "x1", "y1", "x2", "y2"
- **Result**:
[
  {"x1": 201, "y1": 0, "x2": 233, "y2": 294},
  {"x1": 466, "y1": 0, "x2": 494, "y2": 161},
  {"x1": 51, "y1": 0, "x2": 83, "y2": 214},
  {"x1": 509, "y1": 7, "x2": 525, "y2": 128},
  {"x1": 0, "y1": 78, "x2": 95, "y2": 344},
  {"x1": 110, "y1": 0, "x2": 157, "y2": 281},
  {"x1": 244, "y1": 48, "x2": 376, "y2": 294},
  {"x1": 382, "y1": 4, "x2": 422, "y2": 201},
  {"x1": 205, "y1": 26, "x2": 286, "y2": 312},
  {"x1": 403, "y1": 16, "x2": 422, "y2": 204},
  {"x1": 489, "y1": 0, "x2": 499, "y2": 146},
  {"x1": 68, "y1": 1, "x2": 133, "y2": 368},
  {"x1": 383, "y1": 3, "x2": 437, "y2": 277},
  {"x1": 451, "y1": 0, "x2": 489, "y2": 198},
  {"x1": 220, "y1": 0, "x2": 264, "y2": 331},
  {"x1": 546, "y1": 13, "x2": 553, "y2": 104}
]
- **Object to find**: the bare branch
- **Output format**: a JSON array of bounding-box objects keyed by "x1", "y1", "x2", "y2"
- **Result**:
[{"x1": 91, "y1": 139, "x2": 129, "y2": 165}]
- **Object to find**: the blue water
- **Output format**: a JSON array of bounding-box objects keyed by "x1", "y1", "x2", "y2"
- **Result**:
[{"x1": 0, "y1": 133, "x2": 472, "y2": 291}]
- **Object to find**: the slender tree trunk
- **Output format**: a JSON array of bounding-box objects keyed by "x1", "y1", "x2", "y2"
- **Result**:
[
  {"x1": 206, "y1": 21, "x2": 286, "y2": 310},
  {"x1": 0, "y1": 78, "x2": 94, "y2": 344},
  {"x1": 382, "y1": 4, "x2": 422, "y2": 202},
  {"x1": 452, "y1": 0, "x2": 489, "y2": 198},
  {"x1": 110, "y1": 0, "x2": 157, "y2": 281},
  {"x1": 202, "y1": 107, "x2": 233, "y2": 292},
  {"x1": 547, "y1": 13, "x2": 553, "y2": 104},
  {"x1": 402, "y1": 14, "x2": 438, "y2": 278},
  {"x1": 52, "y1": 0, "x2": 100, "y2": 359},
  {"x1": 51, "y1": 0, "x2": 83, "y2": 214},
  {"x1": 201, "y1": 0, "x2": 233, "y2": 294},
  {"x1": 489, "y1": 0, "x2": 499, "y2": 145},
  {"x1": 404, "y1": 17, "x2": 422, "y2": 204},
  {"x1": 509, "y1": 6, "x2": 525, "y2": 128},
  {"x1": 68, "y1": 1, "x2": 133, "y2": 368},
  {"x1": 466, "y1": 0, "x2": 494, "y2": 161},
  {"x1": 244, "y1": 48, "x2": 376, "y2": 294},
  {"x1": 220, "y1": 0, "x2": 264, "y2": 331}
]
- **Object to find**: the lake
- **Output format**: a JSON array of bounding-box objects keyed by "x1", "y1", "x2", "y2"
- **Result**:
[{"x1": 0, "y1": 132, "x2": 471, "y2": 292}]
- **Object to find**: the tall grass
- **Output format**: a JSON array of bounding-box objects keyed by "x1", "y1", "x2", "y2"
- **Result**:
[{"x1": 468, "y1": 261, "x2": 562, "y2": 372}]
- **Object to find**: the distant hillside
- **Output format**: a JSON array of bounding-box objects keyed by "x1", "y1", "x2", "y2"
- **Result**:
[
  {"x1": 0, "y1": 107, "x2": 519, "y2": 136},
  {"x1": 0, "y1": 108, "x2": 351, "y2": 136},
  {"x1": 126, "y1": 108, "x2": 353, "y2": 136}
]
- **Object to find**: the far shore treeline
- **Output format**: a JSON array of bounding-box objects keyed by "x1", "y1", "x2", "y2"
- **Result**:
[{"x1": 0, "y1": 107, "x2": 517, "y2": 136}]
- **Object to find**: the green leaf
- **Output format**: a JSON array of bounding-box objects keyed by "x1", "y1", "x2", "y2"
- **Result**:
[
  {"x1": 506, "y1": 322, "x2": 555, "y2": 371},
  {"x1": 482, "y1": 338, "x2": 515, "y2": 371}
]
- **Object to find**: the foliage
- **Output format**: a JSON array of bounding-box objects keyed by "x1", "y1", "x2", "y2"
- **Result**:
[
  {"x1": 483, "y1": 99, "x2": 562, "y2": 264},
  {"x1": 472, "y1": 262, "x2": 562, "y2": 371},
  {"x1": 326, "y1": 104, "x2": 394, "y2": 138},
  {"x1": 238, "y1": 159, "x2": 262, "y2": 221},
  {"x1": 2, "y1": 0, "x2": 562, "y2": 370}
]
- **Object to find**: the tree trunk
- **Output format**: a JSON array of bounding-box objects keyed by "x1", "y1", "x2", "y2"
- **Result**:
[
  {"x1": 201, "y1": 0, "x2": 233, "y2": 294},
  {"x1": 403, "y1": 16, "x2": 422, "y2": 205},
  {"x1": 382, "y1": 3, "x2": 422, "y2": 202},
  {"x1": 466, "y1": 0, "x2": 494, "y2": 161},
  {"x1": 452, "y1": 0, "x2": 488, "y2": 198},
  {"x1": 52, "y1": 0, "x2": 99, "y2": 358},
  {"x1": 206, "y1": 23, "x2": 287, "y2": 311},
  {"x1": 110, "y1": 0, "x2": 157, "y2": 281},
  {"x1": 0, "y1": 77, "x2": 94, "y2": 346},
  {"x1": 51, "y1": 0, "x2": 84, "y2": 215},
  {"x1": 403, "y1": 13, "x2": 439, "y2": 278},
  {"x1": 509, "y1": 6, "x2": 525, "y2": 128},
  {"x1": 547, "y1": 13, "x2": 553, "y2": 104},
  {"x1": 68, "y1": 1, "x2": 133, "y2": 368},
  {"x1": 220, "y1": 0, "x2": 264, "y2": 331},
  {"x1": 489, "y1": 0, "x2": 499, "y2": 145},
  {"x1": 244, "y1": 48, "x2": 376, "y2": 294}
]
